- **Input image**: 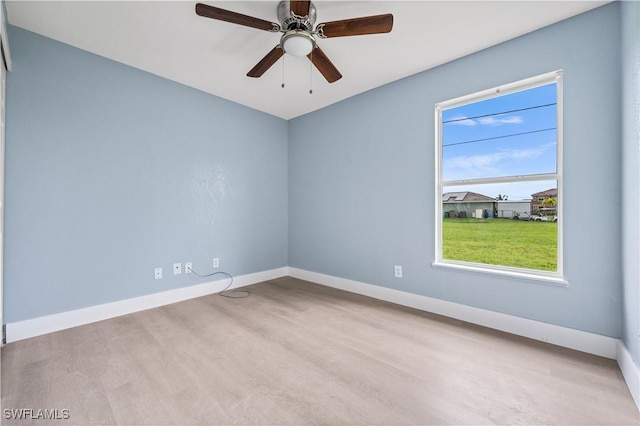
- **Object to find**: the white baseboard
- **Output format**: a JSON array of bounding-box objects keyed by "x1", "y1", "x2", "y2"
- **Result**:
[
  {"x1": 288, "y1": 267, "x2": 619, "y2": 359},
  {"x1": 5, "y1": 267, "x2": 288, "y2": 343},
  {"x1": 617, "y1": 340, "x2": 640, "y2": 411}
]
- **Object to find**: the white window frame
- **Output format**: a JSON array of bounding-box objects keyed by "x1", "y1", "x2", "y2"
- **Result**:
[{"x1": 434, "y1": 71, "x2": 565, "y2": 284}]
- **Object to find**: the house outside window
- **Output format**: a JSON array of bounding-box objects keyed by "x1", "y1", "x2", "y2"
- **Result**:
[{"x1": 435, "y1": 71, "x2": 563, "y2": 279}]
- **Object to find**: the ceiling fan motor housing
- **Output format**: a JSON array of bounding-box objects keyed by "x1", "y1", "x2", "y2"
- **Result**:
[{"x1": 277, "y1": 0, "x2": 317, "y2": 31}]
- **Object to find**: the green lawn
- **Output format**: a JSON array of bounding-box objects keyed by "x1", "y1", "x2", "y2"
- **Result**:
[{"x1": 442, "y1": 218, "x2": 557, "y2": 271}]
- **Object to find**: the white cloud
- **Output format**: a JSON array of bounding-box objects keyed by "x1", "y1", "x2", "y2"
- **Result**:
[
  {"x1": 444, "y1": 145, "x2": 551, "y2": 173},
  {"x1": 477, "y1": 115, "x2": 523, "y2": 126},
  {"x1": 446, "y1": 114, "x2": 523, "y2": 127},
  {"x1": 447, "y1": 115, "x2": 477, "y2": 126}
]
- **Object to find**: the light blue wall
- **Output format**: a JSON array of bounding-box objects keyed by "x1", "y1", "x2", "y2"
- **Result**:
[
  {"x1": 4, "y1": 26, "x2": 288, "y2": 323},
  {"x1": 289, "y1": 3, "x2": 622, "y2": 337},
  {"x1": 621, "y1": 0, "x2": 640, "y2": 365}
]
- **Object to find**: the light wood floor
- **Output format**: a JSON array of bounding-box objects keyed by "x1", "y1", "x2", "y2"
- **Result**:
[{"x1": 1, "y1": 277, "x2": 638, "y2": 425}]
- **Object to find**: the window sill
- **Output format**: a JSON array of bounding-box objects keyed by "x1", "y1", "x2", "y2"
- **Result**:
[{"x1": 431, "y1": 261, "x2": 569, "y2": 288}]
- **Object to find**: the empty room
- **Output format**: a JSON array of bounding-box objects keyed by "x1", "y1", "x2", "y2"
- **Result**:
[{"x1": 0, "y1": 0, "x2": 639, "y2": 424}]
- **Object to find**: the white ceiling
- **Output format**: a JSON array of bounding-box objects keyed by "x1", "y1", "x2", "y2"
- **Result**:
[{"x1": 6, "y1": 1, "x2": 609, "y2": 119}]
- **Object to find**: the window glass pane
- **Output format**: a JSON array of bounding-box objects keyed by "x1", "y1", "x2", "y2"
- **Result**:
[
  {"x1": 442, "y1": 83, "x2": 557, "y2": 182},
  {"x1": 442, "y1": 181, "x2": 558, "y2": 272}
]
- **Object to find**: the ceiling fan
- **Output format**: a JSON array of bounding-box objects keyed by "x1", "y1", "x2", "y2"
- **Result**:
[{"x1": 195, "y1": 1, "x2": 394, "y2": 83}]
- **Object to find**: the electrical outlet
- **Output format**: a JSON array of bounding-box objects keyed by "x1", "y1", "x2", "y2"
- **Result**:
[
  {"x1": 394, "y1": 265, "x2": 403, "y2": 278},
  {"x1": 185, "y1": 262, "x2": 192, "y2": 274},
  {"x1": 213, "y1": 258, "x2": 220, "y2": 268},
  {"x1": 154, "y1": 267, "x2": 163, "y2": 280},
  {"x1": 173, "y1": 263, "x2": 182, "y2": 275}
]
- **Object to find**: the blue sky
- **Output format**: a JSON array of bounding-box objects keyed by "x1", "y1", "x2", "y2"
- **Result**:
[{"x1": 442, "y1": 83, "x2": 557, "y2": 200}]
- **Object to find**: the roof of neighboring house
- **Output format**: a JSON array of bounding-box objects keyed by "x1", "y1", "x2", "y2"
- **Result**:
[
  {"x1": 442, "y1": 192, "x2": 496, "y2": 203},
  {"x1": 531, "y1": 188, "x2": 558, "y2": 197}
]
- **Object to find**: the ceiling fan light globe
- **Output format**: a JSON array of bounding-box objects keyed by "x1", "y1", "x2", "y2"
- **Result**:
[{"x1": 282, "y1": 32, "x2": 315, "y2": 57}]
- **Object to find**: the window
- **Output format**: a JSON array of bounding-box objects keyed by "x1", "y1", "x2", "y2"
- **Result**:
[{"x1": 435, "y1": 71, "x2": 563, "y2": 278}]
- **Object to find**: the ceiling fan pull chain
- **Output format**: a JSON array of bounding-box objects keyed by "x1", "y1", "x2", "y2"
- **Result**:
[
  {"x1": 309, "y1": 51, "x2": 313, "y2": 94},
  {"x1": 281, "y1": 55, "x2": 285, "y2": 88}
]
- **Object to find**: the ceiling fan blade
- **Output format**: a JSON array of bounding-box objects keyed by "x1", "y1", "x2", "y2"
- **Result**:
[
  {"x1": 195, "y1": 3, "x2": 279, "y2": 32},
  {"x1": 317, "y1": 14, "x2": 393, "y2": 38},
  {"x1": 247, "y1": 46, "x2": 284, "y2": 78},
  {"x1": 290, "y1": 1, "x2": 311, "y2": 17},
  {"x1": 307, "y1": 47, "x2": 342, "y2": 83}
]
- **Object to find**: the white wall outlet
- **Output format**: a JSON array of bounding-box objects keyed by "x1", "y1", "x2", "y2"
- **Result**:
[
  {"x1": 185, "y1": 262, "x2": 192, "y2": 274},
  {"x1": 173, "y1": 263, "x2": 182, "y2": 275},
  {"x1": 394, "y1": 265, "x2": 403, "y2": 278},
  {"x1": 213, "y1": 258, "x2": 220, "y2": 268},
  {"x1": 154, "y1": 267, "x2": 162, "y2": 280}
]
